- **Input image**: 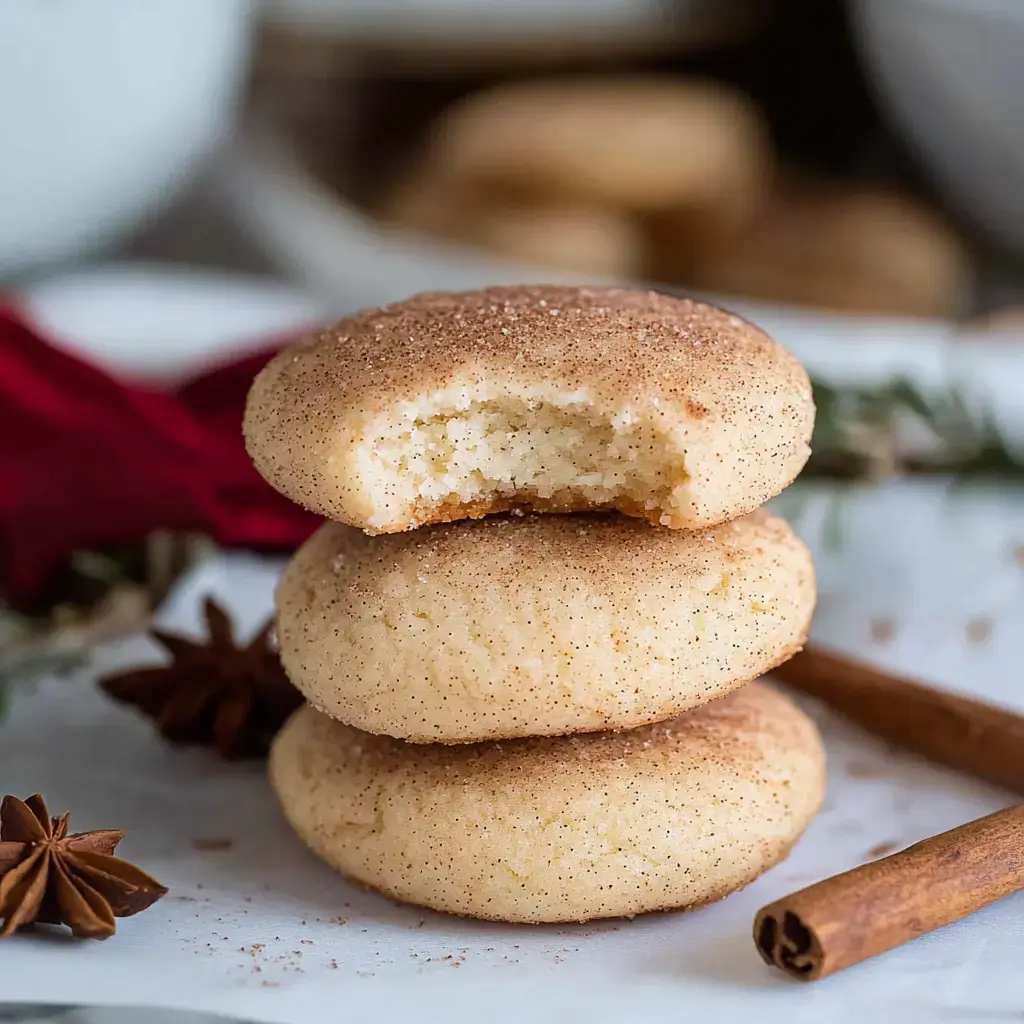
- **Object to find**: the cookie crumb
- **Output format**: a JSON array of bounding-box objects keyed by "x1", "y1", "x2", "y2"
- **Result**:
[
  {"x1": 868, "y1": 618, "x2": 895, "y2": 645},
  {"x1": 965, "y1": 618, "x2": 992, "y2": 644},
  {"x1": 191, "y1": 837, "x2": 233, "y2": 852},
  {"x1": 866, "y1": 841, "x2": 898, "y2": 859}
]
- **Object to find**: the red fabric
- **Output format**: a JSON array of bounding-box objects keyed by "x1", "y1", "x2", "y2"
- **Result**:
[{"x1": 0, "y1": 301, "x2": 321, "y2": 600}]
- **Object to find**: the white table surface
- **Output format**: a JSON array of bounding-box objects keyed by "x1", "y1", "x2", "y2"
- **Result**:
[
  {"x1": 3, "y1": 267, "x2": 1023, "y2": 1023},
  {"x1": 1, "y1": 478, "x2": 1022, "y2": 1024}
]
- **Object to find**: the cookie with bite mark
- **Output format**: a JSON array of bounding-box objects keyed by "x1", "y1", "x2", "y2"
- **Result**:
[{"x1": 244, "y1": 285, "x2": 814, "y2": 534}]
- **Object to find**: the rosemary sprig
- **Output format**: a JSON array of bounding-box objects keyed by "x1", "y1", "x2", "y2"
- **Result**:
[
  {"x1": 0, "y1": 534, "x2": 215, "y2": 720},
  {"x1": 805, "y1": 378, "x2": 1023, "y2": 480}
]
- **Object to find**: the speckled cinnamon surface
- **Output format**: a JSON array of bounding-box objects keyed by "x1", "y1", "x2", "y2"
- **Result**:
[
  {"x1": 244, "y1": 285, "x2": 814, "y2": 532},
  {"x1": 276, "y1": 510, "x2": 815, "y2": 742},
  {"x1": 269, "y1": 683, "x2": 825, "y2": 923}
]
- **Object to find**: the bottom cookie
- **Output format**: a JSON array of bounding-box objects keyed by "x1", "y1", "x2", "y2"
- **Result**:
[{"x1": 269, "y1": 683, "x2": 825, "y2": 924}]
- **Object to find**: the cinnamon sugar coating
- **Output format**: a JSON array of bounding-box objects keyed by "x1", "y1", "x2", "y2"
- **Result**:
[
  {"x1": 275, "y1": 509, "x2": 816, "y2": 743},
  {"x1": 269, "y1": 683, "x2": 826, "y2": 923},
  {"x1": 244, "y1": 286, "x2": 814, "y2": 534}
]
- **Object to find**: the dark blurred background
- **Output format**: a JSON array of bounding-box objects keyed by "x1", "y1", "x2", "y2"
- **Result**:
[{"x1": 5, "y1": 0, "x2": 1024, "y2": 316}]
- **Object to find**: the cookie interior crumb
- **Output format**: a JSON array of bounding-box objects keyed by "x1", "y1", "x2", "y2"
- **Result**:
[{"x1": 367, "y1": 385, "x2": 689, "y2": 529}]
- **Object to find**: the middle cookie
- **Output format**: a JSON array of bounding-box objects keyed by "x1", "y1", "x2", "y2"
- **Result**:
[{"x1": 276, "y1": 510, "x2": 815, "y2": 744}]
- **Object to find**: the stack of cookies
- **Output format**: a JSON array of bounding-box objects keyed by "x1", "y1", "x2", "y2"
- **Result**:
[{"x1": 244, "y1": 285, "x2": 825, "y2": 924}]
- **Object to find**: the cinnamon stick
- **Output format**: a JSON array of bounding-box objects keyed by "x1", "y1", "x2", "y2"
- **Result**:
[
  {"x1": 754, "y1": 804, "x2": 1024, "y2": 981},
  {"x1": 773, "y1": 645, "x2": 1024, "y2": 795}
]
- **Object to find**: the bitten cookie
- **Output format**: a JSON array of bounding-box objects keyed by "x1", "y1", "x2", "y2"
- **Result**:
[
  {"x1": 244, "y1": 286, "x2": 814, "y2": 533},
  {"x1": 275, "y1": 510, "x2": 815, "y2": 743},
  {"x1": 269, "y1": 683, "x2": 826, "y2": 923}
]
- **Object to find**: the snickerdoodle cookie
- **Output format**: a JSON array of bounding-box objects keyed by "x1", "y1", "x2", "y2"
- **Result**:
[
  {"x1": 275, "y1": 509, "x2": 815, "y2": 743},
  {"x1": 244, "y1": 286, "x2": 814, "y2": 534},
  {"x1": 269, "y1": 682, "x2": 825, "y2": 923}
]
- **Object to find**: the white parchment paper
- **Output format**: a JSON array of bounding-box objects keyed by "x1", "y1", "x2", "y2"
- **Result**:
[{"x1": 1, "y1": 478, "x2": 1022, "y2": 1024}]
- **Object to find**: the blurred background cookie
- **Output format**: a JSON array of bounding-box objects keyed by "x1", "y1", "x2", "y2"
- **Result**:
[
  {"x1": 424, "y1": 76, "x2": 772, "y2": 218},
  {"x1": 664, "y1": 180, "x2": 971, "y2": 318},
  {"x1": 228, "y1": 1, "x2": 1024, "y2": 320},
  {"x1": 381, "y1": 174, "x2": 645, "y2": 278}
]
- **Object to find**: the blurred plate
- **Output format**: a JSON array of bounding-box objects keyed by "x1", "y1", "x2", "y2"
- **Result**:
[
  {"x1": 18, "y1": 263, "x2": 324, "y2": 386},
  {"x1": 227, "y1": 124, "x2": 604, "y2": 309}
]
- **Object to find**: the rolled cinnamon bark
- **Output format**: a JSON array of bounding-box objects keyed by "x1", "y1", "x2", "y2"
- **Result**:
[
  {"x1": 772, "y1": 645, "x2": 1024, "y2": 795},
  {"x1": 754, "y1": 805, "x2": 1024, "y2": 981}
]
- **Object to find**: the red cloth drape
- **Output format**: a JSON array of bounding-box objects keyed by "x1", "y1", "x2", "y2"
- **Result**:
[{"x1": 0, "y1": 302, "x2": 320, "y2": 600}]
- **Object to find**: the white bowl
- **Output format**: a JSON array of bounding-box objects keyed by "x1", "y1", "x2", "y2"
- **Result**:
[
  {"x1": 852, "y1": 0, "x2": 1024, "y2": 254},
  {"x1": 0, "y1": 0, "x2": 253, "y2": 277}
]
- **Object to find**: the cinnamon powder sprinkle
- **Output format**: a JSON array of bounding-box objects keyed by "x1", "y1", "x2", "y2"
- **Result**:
[
  {"x1": 868, "y1": 618, "x2": 896, "y2": 645},
  {"x1": 965, "y1": 619, "x2": 992, "y2": 644}
]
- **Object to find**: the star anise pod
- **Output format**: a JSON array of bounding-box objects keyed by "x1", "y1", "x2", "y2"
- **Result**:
[
  {"x1": 99, "y1": 598, "x2": 302, "y2": 760},
  {"x1": 0, "y1": 794, "x2": 167, "y2": 940}
]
